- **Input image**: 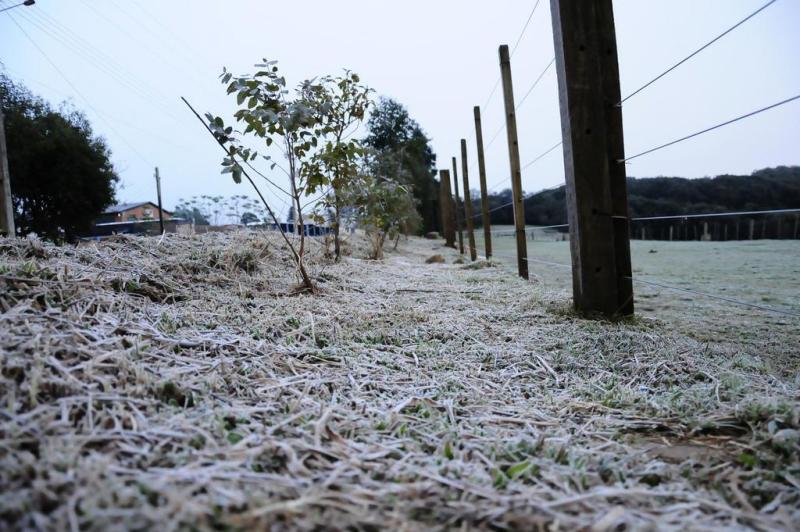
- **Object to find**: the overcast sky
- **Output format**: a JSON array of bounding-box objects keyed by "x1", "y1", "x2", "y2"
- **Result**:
[{"x1": 2, "y1": 0, "x2": 798, "y2": 219}]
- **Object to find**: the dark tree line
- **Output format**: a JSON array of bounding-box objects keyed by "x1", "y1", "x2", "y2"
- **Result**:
[
  {"x1": 476, "y1": 166, "x2": 800, "y2": 226},
  {"x1": 1, "y1": 75, "x2": 118, "y2": 241},
  {"x1": 364, "y1": 98, "x2": 439, "y2": 234}
]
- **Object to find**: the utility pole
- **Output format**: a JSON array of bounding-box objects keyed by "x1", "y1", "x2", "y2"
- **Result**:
[
  {"x1": 451, "y1": 156, "x2": 464, "y2": 254},
  {"x1": 154, "y1": 167, "x2": 164, "y2": 234},
  {"x1": 499, "y1": 44, "x2": 528, "y2": 279},
  {"x1": 460, "y1": 139, "x2": 477, "y2": 261},
  {"x1": 473, "y1": 106, "x2": 492, "y2": 259},
  {"x1": 0, "y1": 109, "x2": 15, "y2": 237},
  {"x1": 551, "y1": 0, "x2": 633, "y2": 316}
]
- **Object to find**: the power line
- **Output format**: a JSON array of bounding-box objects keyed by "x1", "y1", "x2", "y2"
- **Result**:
[
  {"x1": 619, "y1": 0, "x2": 778, "y2": 105},
  {"x1": 15, "y1": 8, "x2": 186, "y2": 123},
  {"x1": 621, "y1": 93, "x2": 800, "y2": 162},
  {"x1": 7, "y1": 13, "x2": 153, "y2": 167}
]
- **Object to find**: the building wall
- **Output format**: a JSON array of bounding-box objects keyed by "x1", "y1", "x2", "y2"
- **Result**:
[{"x1": 111, "y1": 204, "x2": 172, "y2": 222}]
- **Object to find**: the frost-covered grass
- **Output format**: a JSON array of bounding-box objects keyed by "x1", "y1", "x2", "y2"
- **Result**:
[
  {"x1": 1, "y1": 231, "x2": 798, "y2": 530},
  {"x1": 477, "y1": 230, "x2": 800, "y2": 375}
]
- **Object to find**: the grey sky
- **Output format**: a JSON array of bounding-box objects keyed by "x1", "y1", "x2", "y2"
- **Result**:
[{"x1": 2, "y1": 0, "x2": 798, "y2": 220}]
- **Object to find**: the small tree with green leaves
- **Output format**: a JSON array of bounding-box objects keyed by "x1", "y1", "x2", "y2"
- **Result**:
[
  {"x1": 302, "y1": 71, "x2": 372, "y2": 261},
  {"x1": 202, "y1": 59, "x2": 330, "y2": 292},
  {"x1": 348, "y1": 174, "x2": 421, "y2": 260}
]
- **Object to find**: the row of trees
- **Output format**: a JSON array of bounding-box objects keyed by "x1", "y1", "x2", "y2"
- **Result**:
[
  {"x1": 477, "y1": 166, "x2": 800, "y2": 227},
  {"x1": 173, "y1": 194, "x2": 263, "y2": 226},
  {"x1": 203, "y1": 60, "x2": 436, "y2": 291},
  {"x1": 1, "y1": 75, "x2": 118, "y2": 241}
]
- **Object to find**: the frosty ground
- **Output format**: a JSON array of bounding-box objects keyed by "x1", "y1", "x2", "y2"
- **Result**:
[{"x1": 1, "y1": 231, "x2": 798, "y2": 530}]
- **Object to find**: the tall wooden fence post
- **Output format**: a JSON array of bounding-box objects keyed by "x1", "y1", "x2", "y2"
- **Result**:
[
  {"x1": 439, "y1": 170, "x2": 456, "y2": 248},
  {"x1": 498, "y1": 45, "x2": 529, "y2": 279},
  {"x1": 460, "y1": 139, "x2": 478, "y2": 261},
  {"x1": 451, "y1": 157, "x2": 465, "y2": 254},
  {"x1": 473, "y1": 106, "x2": 493, "y2": 259},
  {"x1": 551, "y1": 0, "x2": 633, "y2": 316},
  {"x1": 155, "y1": 167, "x2": 165, "y2": 235},
  {"x1": 0, "y1": 109, "x2": 15, "y2": 237}
]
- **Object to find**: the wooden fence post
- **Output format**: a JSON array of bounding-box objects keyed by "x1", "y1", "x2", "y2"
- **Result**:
[
  {"x1": 451, "y1": 157, "x2": 465, "y2": 254},
  {"x1": 749, "y1": 219, "x2": 755, "y2": 240},
  {"x1": 0, "y1": 109, "x2": 14, "y2": 237},
  {"x1": 669, "y1": 225, "x2": 673, "y2": 241},
  {"x1": 439, "y1": 169, "x2": 456, "y2": 248},
  {"x1": 460, "y1": 139, "x2": 478, "y2": 261},
  {"x1": 550, "y1": 0, "x2": 633, "y2": 315},
  {"x1": 473, "y1": 106, "x2": 493, "y2": 259},
  {"x1": 498, "y1": 44, "x2": 529, "y2": 280}
]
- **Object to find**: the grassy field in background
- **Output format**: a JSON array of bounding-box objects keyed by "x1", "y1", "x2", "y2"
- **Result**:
[{"x1": 469, "y1": 225, "x2": 800, "y2": 369}]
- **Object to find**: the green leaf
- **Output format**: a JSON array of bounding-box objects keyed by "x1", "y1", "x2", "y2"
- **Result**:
[
  {"x1": 443, "y1": 441, "x2": 454, "y2": 460},
  {"x1": 506, "y1": 460, "x2": 532, "y2": 479}
]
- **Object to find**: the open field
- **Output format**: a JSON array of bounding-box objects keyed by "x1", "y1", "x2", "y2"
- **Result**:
[
  {"x1": 474, "y1": 227, "x2": 800, "y2": 375},
  {"x1": 1, "y1": 232, "x2": 799, "y2": 530}
]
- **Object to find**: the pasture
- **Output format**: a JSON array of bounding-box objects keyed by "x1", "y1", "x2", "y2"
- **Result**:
[{"x1": 474, "y1": 227, "x2": 800, "y2": 374}]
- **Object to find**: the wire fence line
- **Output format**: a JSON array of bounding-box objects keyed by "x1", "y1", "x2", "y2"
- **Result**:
[
  {"x1": 622, "y1": 93, "x2": 800, "y2": 163},
  {"x1": 618, "y1": 0, "x2": 778, "y2": 105}
]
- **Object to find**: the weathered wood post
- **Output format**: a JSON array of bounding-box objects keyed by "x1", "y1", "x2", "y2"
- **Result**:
[
  {"x1": 460, "y1": 139, "x2": 478, "y2": 261},
  {"x1": 498, "y1": 44, "x2": 529, "y2": 279},
  {"x1": 473, "y1": 106, "x2": 493, "y2": 259},
  {"x1": 641, "y1": 227, "x2": 645, "y2": 240},
  {"x1": 155, "y1": 167, "x2": 165, "y2": 235},
  {"x1": 550, "y1": 0, "x2": 634, "y2": 316},
  {"x1": 669, "y1": 225, "x2": 674, "y2": 241},
  {"x1": 749, "y1": 219, "x2": 755, "y2": 240},
  {"x1": 439, "y1": 169, "x2": 456, "y2": 248},
  {"x1": 0, "y1": 109, "x2": 14, "y2": 237},
  {"x1": 723, "y1": 223, "x2": 728, "y2": 241},
  {"x1": 451, "y1": 157, "x2": 465, "y2": 254}
]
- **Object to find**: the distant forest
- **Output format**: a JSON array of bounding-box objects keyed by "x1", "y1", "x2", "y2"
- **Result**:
[{"x1": 479, "y1": 166, "x2": 800, "y2": 226}]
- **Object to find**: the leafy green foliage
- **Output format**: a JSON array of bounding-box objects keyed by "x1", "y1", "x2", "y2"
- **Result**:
[
  {"x1": 365, "y1": 98, "x2": 438, "y2": 234},
  {"x1": 301, "y1": 71, "x2": 372, "y2": 259},
  {"x1": 0, "y1": 75, "x2": 118, "y2": 241},
  {"x1": 345, "y1": 170, "x2": 421, "y2": 259}
]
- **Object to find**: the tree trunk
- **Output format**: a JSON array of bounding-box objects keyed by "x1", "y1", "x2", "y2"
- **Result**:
[{"x1": 333, "y1": 200, "x2": 341, "y2": 261}]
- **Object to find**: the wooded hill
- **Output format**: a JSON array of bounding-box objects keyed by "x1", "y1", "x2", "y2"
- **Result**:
[{"x1": 481, "y1": 166, "x2": 800, "y2": 226}]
